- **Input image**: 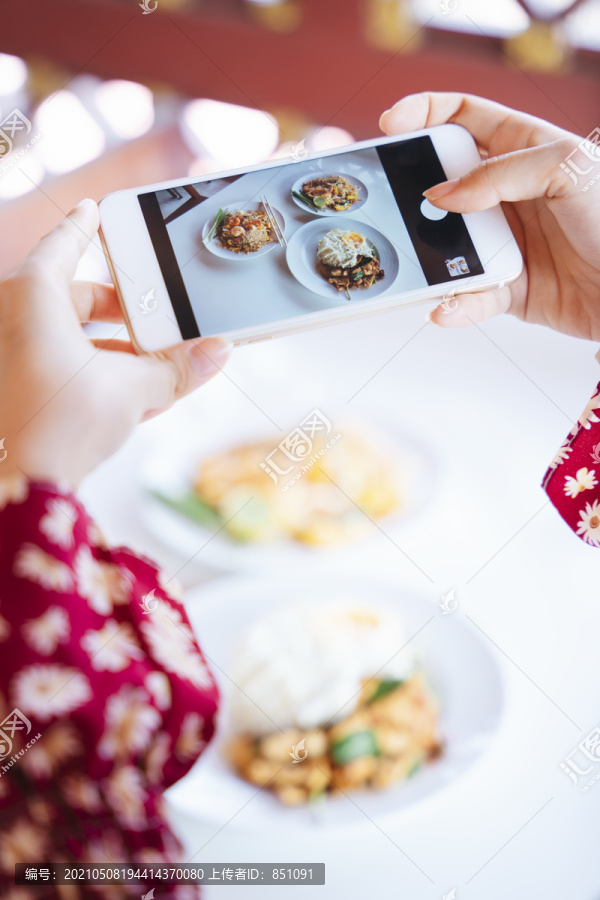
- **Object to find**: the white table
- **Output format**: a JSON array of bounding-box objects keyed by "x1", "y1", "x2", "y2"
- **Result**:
[{"x1": 80, "y1": 302, "x2": 600, "y2": 900}]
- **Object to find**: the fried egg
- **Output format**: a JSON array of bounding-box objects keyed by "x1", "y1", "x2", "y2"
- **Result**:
[
  {"x1": 317, "y1": 229, "x2": 372, "y2": 268},
  {"x1": 229, "y1": 600, "x2": 415, "y2": 735}
]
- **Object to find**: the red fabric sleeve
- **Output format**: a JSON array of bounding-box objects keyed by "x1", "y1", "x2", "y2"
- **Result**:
[
  {"x1": 542, "y1": 380, "x2": 600, "y2": 546},
  {"x1": 0, "y1": 477, "x2": 219, "y2": 899}
]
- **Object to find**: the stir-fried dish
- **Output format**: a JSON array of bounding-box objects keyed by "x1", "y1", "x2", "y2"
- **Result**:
[
  {"x1": 217, "y1": 208, "x2": 274, "y2": 253},
  {"x1": 297, "y1": 175, "x2": 360, "y2": 212},
  {"x1": 317, "y1": 228, "x2": 385, "y2": 298}
]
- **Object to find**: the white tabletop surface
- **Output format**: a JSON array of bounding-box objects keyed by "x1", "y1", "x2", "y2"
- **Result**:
[{"x1": 80, "y1": 301, "x2": 600, "y2": 900}]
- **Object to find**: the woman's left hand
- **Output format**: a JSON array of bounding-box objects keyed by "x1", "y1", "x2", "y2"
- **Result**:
[{"x1": 0, "y1": 199, "x2": 230, "y2": 487}]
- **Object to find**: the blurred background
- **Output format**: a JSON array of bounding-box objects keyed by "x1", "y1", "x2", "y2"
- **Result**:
[
  {"x1": 1, "y1": 0, "x2": 600, "y2": 277},
  {"x1": 2, "y1": 3, "x2": 600, "y2": 899}
]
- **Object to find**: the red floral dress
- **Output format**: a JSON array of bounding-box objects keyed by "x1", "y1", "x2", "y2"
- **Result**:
[{"x1": 0, "y1": 478, "x2": 219, "y2": 899}]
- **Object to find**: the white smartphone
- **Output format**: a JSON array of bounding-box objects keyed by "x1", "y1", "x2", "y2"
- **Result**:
[{"x1": 99, "y1": 124, "x2": 522, "y2": 352}]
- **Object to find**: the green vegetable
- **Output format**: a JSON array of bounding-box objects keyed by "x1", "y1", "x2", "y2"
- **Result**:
[
  {"x1": 367, "y1": 679, "x2": 405, "y2": 704},
  {"x1": 150, "y1": 490, "x2": 221, "y2": 528},
  {"x1": 351, "y1": 269, "x2": 364, "y2": 281},
  {"x1": 330, "y1": 730, "x2": 379, "y2": 765},
  {"x1": 204, "y1": 207, "x2": 228, "y2": 243},
  {"x1": 345, "y1": 285, "x2": 351, "y2": 301},
  {"x1": 292, "y1": 190, "x2": 324, "y2": 212}
]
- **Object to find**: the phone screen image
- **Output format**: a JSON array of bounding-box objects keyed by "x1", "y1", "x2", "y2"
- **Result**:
[{"x1": 138, "y1": 136, "x2": 484, "y2": 340}]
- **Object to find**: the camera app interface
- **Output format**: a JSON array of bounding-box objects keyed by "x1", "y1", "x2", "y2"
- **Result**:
[{"x1": 139, "y1": 135, "x2": 484, "y2": 339}]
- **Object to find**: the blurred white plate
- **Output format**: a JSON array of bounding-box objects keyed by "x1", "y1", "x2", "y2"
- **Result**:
[
  {"x1": 138, "y1": 416, "x2": 438, "y2": 573},
  {"x1": 201, "y1": 200, "x2": 285, "y2": 260},
  {"x1": 286, "y1": 218, "x2": 399, "y2": 301},
  {"x1": 290, "y1": 173, "x2": 369, "y2": 217},
  {"x1": 167, "y1": 574, "x2": 506, "y2": 832}
]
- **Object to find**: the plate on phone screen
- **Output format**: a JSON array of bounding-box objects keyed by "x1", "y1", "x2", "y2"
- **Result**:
[
  {"x1": 202, "y1": 200, "x2": 285, "y2": 261},
  {"x1": 290, "y1": 173, "x2": 369, "y2": 217},
  {"x1": 286, "y1": 218, "x2": 399, "y2": 300},
  {"x1": 166, "y1": 574, "x2": 506, "y2": 832}
]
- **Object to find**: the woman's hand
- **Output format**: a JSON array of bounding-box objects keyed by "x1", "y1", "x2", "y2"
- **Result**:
[
  {"x1": 0, "y1": 199, "x2": 230, "y2": 487},
  {"x1": 380, "y1": 92, "x2": 600, "y2": 339}
]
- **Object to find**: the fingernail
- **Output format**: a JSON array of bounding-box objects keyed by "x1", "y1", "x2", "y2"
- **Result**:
[
  {"x1": 423, "y1": 179, "x2": 459, "y2": 200},
  {"x1": 188, "y1": 337, "x2": 231, "y2": 377}
]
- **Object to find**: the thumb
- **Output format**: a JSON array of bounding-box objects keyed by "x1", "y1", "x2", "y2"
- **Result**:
[
  {"x1": 131, "y1": 336, "x2": 232, "y2": 418},
  {"x1": 423, "y1": 139, "x2": 580, "y2": 213},
  {"x1": 429, "y1": 284, "x2": 513, "y2": 328}
]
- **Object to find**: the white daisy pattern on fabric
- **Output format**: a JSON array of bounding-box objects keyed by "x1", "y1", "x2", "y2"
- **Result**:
[
  {"x1": 564, "y1": 467, "x2": 598, "y2": 499},
  {"x1": 157, "y1": 567, "x2": 183, "y2": 600},
  {"x1": 14, "y1": 544, "x2": 74, "y2": 593},
  {"x1": 175, "y1": 711, "x2": 206, "y2": 760},
  {"x1": 145, "y1": 731, "x2": 171, "y2": 784},
  {"x1": 144, "y1": 671, "x2": 171, "y2": 710},
  {"x1": 61, "y1": 773, "x2": 103, "y2": 813},
  {"x1": 22, "y1": 606, "x2": 71, "y2": 656},
  {"x1": 0, "y1": 817, "x2": 48, "y2": 872},
  {"x1": 137, "y1": 848, "x2": 166, "y2": 864},
  {"x1": 549, "y1": 441, "x2": 573, "y2": 469},
  {"x1": 574, "y1": 390, "x2": 600, "y2": 433},
  {"x1": 84, "y1": 830, "x2": 128, "y2": 868},
  {"x1": 140, "y1": 599, "x2": 214, "y2": 690},
  {"x1": 103, "y1": 766, "x2": 147, "y2": 831},
  {"x1": 576, "y1": 499, "x2": 600, "y2": 546},
  {"x1": 27, "y1": 797, "x2": 55, "y2": 827},
  {"x1": 0, "y1": 480, "x2": 220, "y2": 876},
  {"x1": 11, "y1": 664, "x2": 92, "y2": 721},
  {"x1": 39, "y1": 497, "x2": 77, "y2": 549},
  {"x1": 98, "y1": 684, "x2": 161, "y2": 759},
  {"x1": 75, "y1": 545, "x2": 132, "y2": 615},
  {"x1": 22, "y1": 722, "x2": 82, "y2": 779},
  {"x1": 0, "y1": 476, "x2": 29, "y2": 512},
  {"x1": 81, "y1": 620, "x2": 144, "y2": 672}
]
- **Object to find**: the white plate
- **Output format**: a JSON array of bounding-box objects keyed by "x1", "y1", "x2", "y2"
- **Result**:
[
  {"x1": 290, "y1": 173, "x2": 369, "y2": 217},
  {"x1": 138, "y1": 415, "x2": 438, "y2": 573},
  {"x1": 167, "y1": 574, "x2": 506, "y2": 832},
  {"x1": 201, "y1": 200, "x2": 285, "y2": 260},
  {"x1": 286, "y1": 218, "x2": 399, "y2": 301}
]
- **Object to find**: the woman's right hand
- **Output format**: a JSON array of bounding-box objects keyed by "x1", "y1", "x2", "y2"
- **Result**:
[{"x1": 380, "y1": 92, "x2": 600, "y2": 340}]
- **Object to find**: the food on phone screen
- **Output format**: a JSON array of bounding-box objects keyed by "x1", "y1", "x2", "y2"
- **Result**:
[
  {"x1": 153, "y1": 427, "x2": 405, "y2": 546},
  {"x1": 216, "y1": 208, "x2": 274, "y2": 253},
  {"x1": 317, "y1": 229, "x2": 385, "y2": 298},
  {"x1": 227, "y1": 601, "x2": 442, "y2": 805},
  {"x1": 293, "y1": 175, "x2": 359, "y2": 212}
]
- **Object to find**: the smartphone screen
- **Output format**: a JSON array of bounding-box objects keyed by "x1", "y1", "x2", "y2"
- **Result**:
[{"x1": 138, "y1": 135, "x2": 484, "y2": 339}]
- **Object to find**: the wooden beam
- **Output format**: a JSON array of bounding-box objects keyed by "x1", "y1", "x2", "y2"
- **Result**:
[{"x1": 1, "y1": 0, "x2": 598, "y2": 138}]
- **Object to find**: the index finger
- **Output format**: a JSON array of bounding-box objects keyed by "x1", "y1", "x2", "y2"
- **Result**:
[
  {"x1": 379, "y1": 92, "x2": 567, "y2": 155},
  {"x1": 20, "y1": 198, "x2": 100, "y2": 285}
]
